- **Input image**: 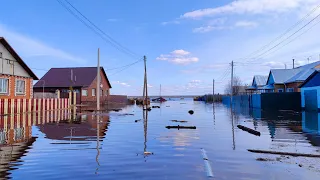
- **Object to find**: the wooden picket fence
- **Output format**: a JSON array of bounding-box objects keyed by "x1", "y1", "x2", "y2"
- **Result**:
[{"x1": 0, "y1": 98, "x2": 70, "y2": 115}]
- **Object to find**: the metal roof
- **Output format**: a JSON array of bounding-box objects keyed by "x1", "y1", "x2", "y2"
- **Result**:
[
  {"x1": 285, "y1": 61, "x2": 320, "y2": 83},
  {"x1": 254, "y1": 75, "x2": 268, "y2": 86},
  {"x1": 34, "y1": 67, "x2": 112, "y2": 88},
  {"x1": 261, "y1": 84, "x2": 274, "y2": 90},
  {"x1": 270, "y1": 69, "x2": 301, "y2": 84}
]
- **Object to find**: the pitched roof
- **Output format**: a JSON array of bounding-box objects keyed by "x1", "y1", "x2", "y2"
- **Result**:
[
  {"x1": 0, "y1": 37, "x2": 38, "y2": 80},
  {"x1": 253, "y1": 75, "x2": 268, "y2": 86},
  {"x1": 299, "y1": 69, "x2": 320, "y2": 88},
  {"x1": 34, "y1": 67, "x2": 112, "y2": 88},
  {"x1": 286, "y1": 61, "x2": 320, "y2": 83},
  {"x1": 268, "y1": 61, "x2": 320, "y2": 84},
  {"x1": 270, "y1": 69, "x2": 301, "y2": 84}
]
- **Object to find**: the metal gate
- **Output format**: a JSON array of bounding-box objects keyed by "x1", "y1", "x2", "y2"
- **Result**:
[{"x1": 304, "y1": 90, "x2": 318, "y2": 111}]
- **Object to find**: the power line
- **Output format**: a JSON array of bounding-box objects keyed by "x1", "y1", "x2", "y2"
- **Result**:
[
  {"x1": 109, "y1": 60, "x2": 143, "y2": 76},
  {"x1": 106, "y1": 58, "x2": 144, "y2": 71},
  {"x1": 56, "y1": 0, "x2": 141, "y2": 59},
  {"x1": 245, "y1": 9, "x2": 320, "y2": 63},
  {"x1": 239, "y1": 4, "x2": 320, "y2": 62}
]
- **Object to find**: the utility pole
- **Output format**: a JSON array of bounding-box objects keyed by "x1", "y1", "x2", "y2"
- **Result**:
[
  {"x1": 285, "y1": 64, "x2": 287, "y2": 69},
  {"x1": 212, "y1": 79, "x2": 215, "y2": 102},
  {"x1": 142, "y1": 56, "x2": 148, "y2": 109},
  {"x1": 97, "y1": 48, "x2": 100, "y2": 112},
  {"x1": 230, "y1": 61, "x2": 234, "y2": 106},
  {"x1": 292, "y1": 59, "x2": 295, "y2": 69}
]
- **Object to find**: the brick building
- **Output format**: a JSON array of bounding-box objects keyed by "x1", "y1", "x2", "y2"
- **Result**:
[
  {"x1": 33, "y1": 67, "x2": 112, "y2": 104},
  {"x1": 0, "y1": 37, "x2": 38, "y2": 99}
]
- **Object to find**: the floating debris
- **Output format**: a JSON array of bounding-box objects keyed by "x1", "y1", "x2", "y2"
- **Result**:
[
  {"x1": 171, "y1": 120, "x2": 188, "y2": 123},
  {"x1": 299, "y1": 164, "x2": 303, "y2": 167},
  {"x1": 248, "y1": 149, "x2": 320, "y2": 158},
  {"x1": 166, "y1": 106, "x2": 170, "y2": 107},
  {"x1": 144, "y1": 151, "x2": 154, "y2": 155},
  {"x1": 166, "y1": 125, "x2": 196, "y2": 129},
  {"x1": 256, "y1": 158, "x2": 274, "y2": 162},
  {"x1": 152, "y1": 106, "x2": 160, "y2": 108},
  {"x1": 188, "y1": 110, "x2": 194, "y2": 115},
  {"x1": 135, "y1": 119, "x2": 142, "y2": 123},
  {"x1": 237, "y1": 125, "x2": 261, "y2": 136}
]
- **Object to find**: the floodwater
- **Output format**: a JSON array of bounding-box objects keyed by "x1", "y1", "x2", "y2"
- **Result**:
[{"x1": 0, "y1": 99, "x2": 320, "y2": 180}]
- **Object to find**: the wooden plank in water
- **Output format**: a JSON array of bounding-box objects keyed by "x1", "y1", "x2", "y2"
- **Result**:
[
  {"x1": 237, "y1": 125, "x2": 261, "y2": 136},
  {"x1": 166, "y1": 125, "x2": 196, "y2": 129},
  {"x1": 248, "y1": 149, "x2": 320, "y2": 158}
]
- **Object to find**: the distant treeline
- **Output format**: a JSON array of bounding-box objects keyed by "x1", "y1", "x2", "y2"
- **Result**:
[{"x1": 194, "y1": 94, "x2": 222, "y2": 102}]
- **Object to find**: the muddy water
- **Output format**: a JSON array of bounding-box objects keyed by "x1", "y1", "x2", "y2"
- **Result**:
[{"x1": 0, "y1": 100, "x2": 319, "y2": 179}]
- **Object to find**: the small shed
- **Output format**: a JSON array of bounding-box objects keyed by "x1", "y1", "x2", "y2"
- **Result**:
[{"x1": 299, "y1": 70, "x2": 320, "y2": 111}]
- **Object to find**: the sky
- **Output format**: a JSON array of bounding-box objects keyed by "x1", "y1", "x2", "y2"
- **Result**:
[{"x1": 1, "y1": 0, "x2": 320, "y2": 96}]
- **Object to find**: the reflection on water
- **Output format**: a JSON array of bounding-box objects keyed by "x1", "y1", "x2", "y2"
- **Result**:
[{"x1": 0, "y1": 101, "x2": 319, "y2": 179}]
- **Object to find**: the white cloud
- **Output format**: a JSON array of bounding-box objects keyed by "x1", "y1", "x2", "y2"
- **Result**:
[
  {"x1": 235, "y1": 20, "x2": 259, "y2": 28},
  {"x1": 0, "y1": 24, "x2": 85, "y2": 63},
  {"x1": 157, "y1": 49, "x2": 199, "y2": 65},
  {"x1": 147, "y1": 84, "x2": 153, "y2": 88},
  {"x1": 193, "y1": 26, "x2": 226, "y2": 33},
  {"x1": 263, "y1": 61, "x2": 286, "y2": 69},
  {"x1": 161, "y1": 20, "x2": 180, "y2": 25},
  {"x1": 172, "y1": 49, "x2": 190, "y2": 56},
  {"x1": 181, "y1": 0, "x2": 317, "y2": 19},
  {"x1": 113, "y1": 81, "x2": 131, "y2": 87}
]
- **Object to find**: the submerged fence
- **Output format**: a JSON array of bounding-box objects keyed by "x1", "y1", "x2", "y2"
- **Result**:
[
  {"x1": 223, "y1": 92, "x2": 301, "y2": 111},
  {"x1": 0, "y1": 98, "x2": 70, "y2": 115}
]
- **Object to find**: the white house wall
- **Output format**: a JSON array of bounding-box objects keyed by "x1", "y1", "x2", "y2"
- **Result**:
[
  {"x1": 301, "y1": 86, "x2": 320, "y2": 109},
  {"x1": 0, "y1": 43, "x2": 30, "y2": 78}
]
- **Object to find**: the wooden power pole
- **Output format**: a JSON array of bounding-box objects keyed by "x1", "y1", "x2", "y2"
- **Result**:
[
  {"x1": 142, "y1": 56, "x2": 148, "y2": 109},
  {"x1": 97, "y1": 48, "x2": 100, "y2": 112}
]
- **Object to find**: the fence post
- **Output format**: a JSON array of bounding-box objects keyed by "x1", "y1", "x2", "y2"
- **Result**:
[{"x1": 56, "y1": 90, "x2": 60, "y2": 99}]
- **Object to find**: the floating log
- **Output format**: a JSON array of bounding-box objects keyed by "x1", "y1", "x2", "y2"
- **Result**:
[
  {"x1": 248, "y1": 149, "x2": 320, "y2": 158},
  {"x1": 237, "y1": 125, "x2": 261, "y2": 136},
  {"x1": 152, "y1": 106, "x2": 160, "y2": 108},
  {"x1": 171, "y1": 120, "x2": 188, "y2": 123},
  {"x1": 188, "y1": 110, "x2": 194, "y2": 115},
  {"x1": 166, "y1": 125, "x2": 196, "y2": 129}
]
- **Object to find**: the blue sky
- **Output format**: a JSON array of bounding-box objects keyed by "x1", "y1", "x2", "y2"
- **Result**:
[{"x1": 1, "y1": 0, "x2": 320, "y2": 95}]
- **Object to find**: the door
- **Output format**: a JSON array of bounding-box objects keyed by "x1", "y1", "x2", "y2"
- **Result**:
[{"x1": 304, "y1": 90, "x2": 318, "y2": 111}]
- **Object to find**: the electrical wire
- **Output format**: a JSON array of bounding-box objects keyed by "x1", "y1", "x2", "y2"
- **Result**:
[
  {"x1": 245, "y1": 9, "x2": 320, "y2": 63},
  {"x1": 56, "y1": 0, "x2": 141, "y2": 59},
  {"x1": 239, "y1": 4, "x2": 320, "y2": 62},
  {"x1": 109, "y1": 60, "x2": 143, "y2": 76}
]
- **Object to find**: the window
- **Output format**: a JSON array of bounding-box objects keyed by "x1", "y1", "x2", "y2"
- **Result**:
[
  {"x1": 82, "y1": 89, "x2": 88, "y2": 96},
  {"x1": 16, "y1": 80, "x2": 25, "y2": 94},
  {"x1": 92, "y1": 88, "x2": 96, "y2": 96},
  {"x1": 287, "y1": 88, "x2": 294, "y2": 92},
  {"x1": 0, "y1": 78, "x2": 8, "y2": 93},
  {"x1": 278, "y1": 89, "x2": 284, "y2": 93}
]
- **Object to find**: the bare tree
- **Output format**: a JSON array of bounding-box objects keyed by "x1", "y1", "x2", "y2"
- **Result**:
[{"x1": 224, "y1": 76, "x2": 245, "y2": 95}]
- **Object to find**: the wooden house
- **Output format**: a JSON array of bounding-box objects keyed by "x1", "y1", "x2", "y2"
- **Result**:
[
  {"x1": 33, "y1": 67, "x2": 112, "y2": 104},
  {"x1": 262, "y1": 61, "x2": 320, "y2": 93},
  {"x1": 0, "y1": 37, "x2": 38, "y2": 99}
]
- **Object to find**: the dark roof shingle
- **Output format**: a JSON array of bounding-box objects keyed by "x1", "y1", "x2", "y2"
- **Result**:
[{"x1": 34, "y1": 67, "x2": 111, "y2": 88}]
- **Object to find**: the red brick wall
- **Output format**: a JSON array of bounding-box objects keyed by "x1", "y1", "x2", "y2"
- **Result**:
[
  {"x1": 81, "y1": 70, "x2": 111, "y2": 102},
  {"x1": 0, "y1": 74, "x2": 33, "y2": 99}
]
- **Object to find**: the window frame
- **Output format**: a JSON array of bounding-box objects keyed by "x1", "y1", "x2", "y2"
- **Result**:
[
  {"x1": 286, "y1": 88, "x2": 294, "y2": 92},
  {"x1": 0, "y1": 78, "x2": 9, "y2": 94},
  {"x1": 15, "y1": 79, "x2": 26, "y2": 95},
  {"x1": 278, "y1": 88, "x2": 284, "y2": 93},
  {"x1": 82, "y1": 89, "x2": 88, "y2": 96},
  {"x1": 92, "y1": 88, "x2": 96, "y2": 96}
]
